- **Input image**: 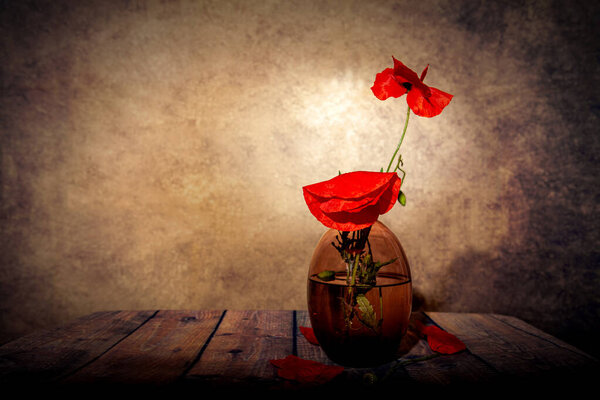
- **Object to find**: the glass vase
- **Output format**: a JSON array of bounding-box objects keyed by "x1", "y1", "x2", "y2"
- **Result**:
[{"x1": 306, "y1": 220, "x2": 412, "y2": 367}]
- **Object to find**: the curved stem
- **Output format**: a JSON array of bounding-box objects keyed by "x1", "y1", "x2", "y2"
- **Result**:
[
  {"x1": 386, "y1": 106, "x2": 411, "y2": 173},
  {"x1": 397, "y1": 167, "x2": 406, "y2": 187}
]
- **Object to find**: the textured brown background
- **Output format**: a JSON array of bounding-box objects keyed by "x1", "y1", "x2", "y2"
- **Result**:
[{"x1": 1, "y1": 0, "x2": 599, "y2": 357}]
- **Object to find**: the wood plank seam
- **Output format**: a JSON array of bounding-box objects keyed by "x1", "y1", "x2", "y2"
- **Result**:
[
  {"x1": 54, "y1": 310, "x2": 160, "y2": 383},
  {"x1": 292, "y1": 310, "x2": 297, "y2": 357},
  {"x1": 488, "y1": 314, "x2": 599, "y2": 361},
  {"x1": 461, "y1": 348, "x2": 503, "y2": 377},
  {"x1": 177, "y1": 309, "x2": 227, "y2": 382},
  {"x1": 421, "y1": 312, "x2": 444, "y2": 329},
  {"x1": 422, "y1": 312, "x2": 504, "y2": 376}
]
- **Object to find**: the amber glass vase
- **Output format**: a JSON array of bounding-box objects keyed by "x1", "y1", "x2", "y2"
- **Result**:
[{"x1": 307, "y1": 221, "x2": 412, "y2": 367}]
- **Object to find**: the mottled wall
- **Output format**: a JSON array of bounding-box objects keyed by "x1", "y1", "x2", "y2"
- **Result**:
[{"x1": 1, "y1": 0, "x2": 598, "y2": 356}]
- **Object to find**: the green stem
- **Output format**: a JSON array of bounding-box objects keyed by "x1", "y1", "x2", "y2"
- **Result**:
[
  {"x1": 343, "y1": 254, "x2": 361, "y2": 332},
  {"x1": 345, "y1": 253, "x2": 359, "y2": 306},
  {"x1": 386, "y1": 106, "x2": 411, "y2": 173},
  {"x1": 397, "y1": 167, "x2": 406, "y2": 187},
  {"x1": 378, "y1": 286, "x2": 383, "y2": 328},
  {"x1": 350, "y1": 253, "x2": 359, "y2": 286}
]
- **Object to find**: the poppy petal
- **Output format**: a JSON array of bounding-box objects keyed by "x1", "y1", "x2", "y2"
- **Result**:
[
  {"x1": 305, "y1": 171, "x2": 397, "y2": 201},
  {"x1": 322, "y1": 205, "x2": 382, "y2": 231},
  {"x1": 420, "y1": 64, "x2": 429, "y2": 81},
  {"x1": 304, "y1": 188, "x2": 378, "y2": 231},
  {"x1": 319, "y1": 177, "x2": 397, "y2": 214},
  {"x1": 415, "y1": 322, "x2": 466, "y2": 354},
  {"x1": 392, "y1": 57, "x2": 421, "y2": 85},
  {"x1": 303, "y1": 172, "x2": 401, "y2": 231},
  {"x1": 270, "y1": 355, "x2": 344, "y2": 384},
  {"x1": 407, "y1": 86, "x2": 453, "y2": 118},
  {"x1": 371, "y1": 68, "x2": 407, "y2": 100},
  {"x1": 299, "y1": 326, "x2": 319, "y2": 345}
]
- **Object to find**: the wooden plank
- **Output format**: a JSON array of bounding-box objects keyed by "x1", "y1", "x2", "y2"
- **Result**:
[
  {"x1": 364, "y1": 312, "x2": 499, "y2": 389},
  {"x1": 490, "y1": 314, "x2": 597, "y2": 360},
  {"x1": 399, "y1": 337, "x2": 499, "y2": 387},
  {"x1": 183, "y1": 310, "x2": 293, "y2": 391},
  {"x1": 60, "y1": 310, "x2": 223, "y2": 386},
  {"x1": 3, "y1": 310, "x2": 594, "y2": 393},
  {"x1": 425, "y1": 312, "x2": 600, "y2": 387},
  {"x1": 0, "y1": 310, "x2": 155, "y2": 385}
]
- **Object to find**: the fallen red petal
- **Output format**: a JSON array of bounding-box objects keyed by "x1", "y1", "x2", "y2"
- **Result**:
[
  {"x1": 270, "y1": 355, "x2": 344, "y2": 384},
  {"x1": 415, "y1": 322, "x2": 466, "y2": 355},
  {"x1": 299, "y1": 326, "x2": 319, "y2": 345}
]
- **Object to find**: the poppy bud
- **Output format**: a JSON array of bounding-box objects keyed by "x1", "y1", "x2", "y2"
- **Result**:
[{"x1": 398, "y1": 191, "x2": 406, "y2": 206}]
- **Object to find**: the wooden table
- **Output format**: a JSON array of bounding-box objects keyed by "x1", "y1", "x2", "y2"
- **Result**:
[{"x1": 0, "y1": 310, "x2": 597, "y2": 394}]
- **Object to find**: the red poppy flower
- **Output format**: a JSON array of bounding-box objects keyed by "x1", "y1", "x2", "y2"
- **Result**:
[
  {"x1": 302, "y1": 171, "x2": 402, "y2": 231},
  {"x1": 415, "y1": 321, "x2": 466, "y2": 354},
  {"x1": 270, "y1": 355, "x2": 344, "y2": 384},
  {"x1": 371, "y1": 57, "x2": 453, "y2": 118}
]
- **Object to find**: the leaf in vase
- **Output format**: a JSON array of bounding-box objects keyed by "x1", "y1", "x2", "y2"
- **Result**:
[
  {"x1": 317, "y1": 270, "x2": 336, "y2": 281},
  {"x1": 356, "y1": 294, "x2": 377, "y2": 329}
]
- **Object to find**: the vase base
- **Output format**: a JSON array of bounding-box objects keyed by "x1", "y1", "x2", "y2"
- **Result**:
[
  {"x1": 317, "y1": 335, "x2": 404, "y2": 368},
  {"x1": 324, "y1": 348, "x2": 400, "y2": 368}
]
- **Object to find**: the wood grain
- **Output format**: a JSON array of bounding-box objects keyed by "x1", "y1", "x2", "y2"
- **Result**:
[
  {"x1": 0, "y1": 310, "x2": 155, "y2": 384},
  {"x1": 1, "y1": 310, "x2": 597, "y2": 393},
  {"x1": 425, "y1": 312, "x2": 600, "y2": 387},
  {"x1": 388, "y1": 312, "x2": 499, "y2": 387},
  {"x1": 60, "y1": 310, "x2": 223, "y2": 386},
  {"x1": 184, "y1": 310, "x2": 293, "y2": 390}
]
